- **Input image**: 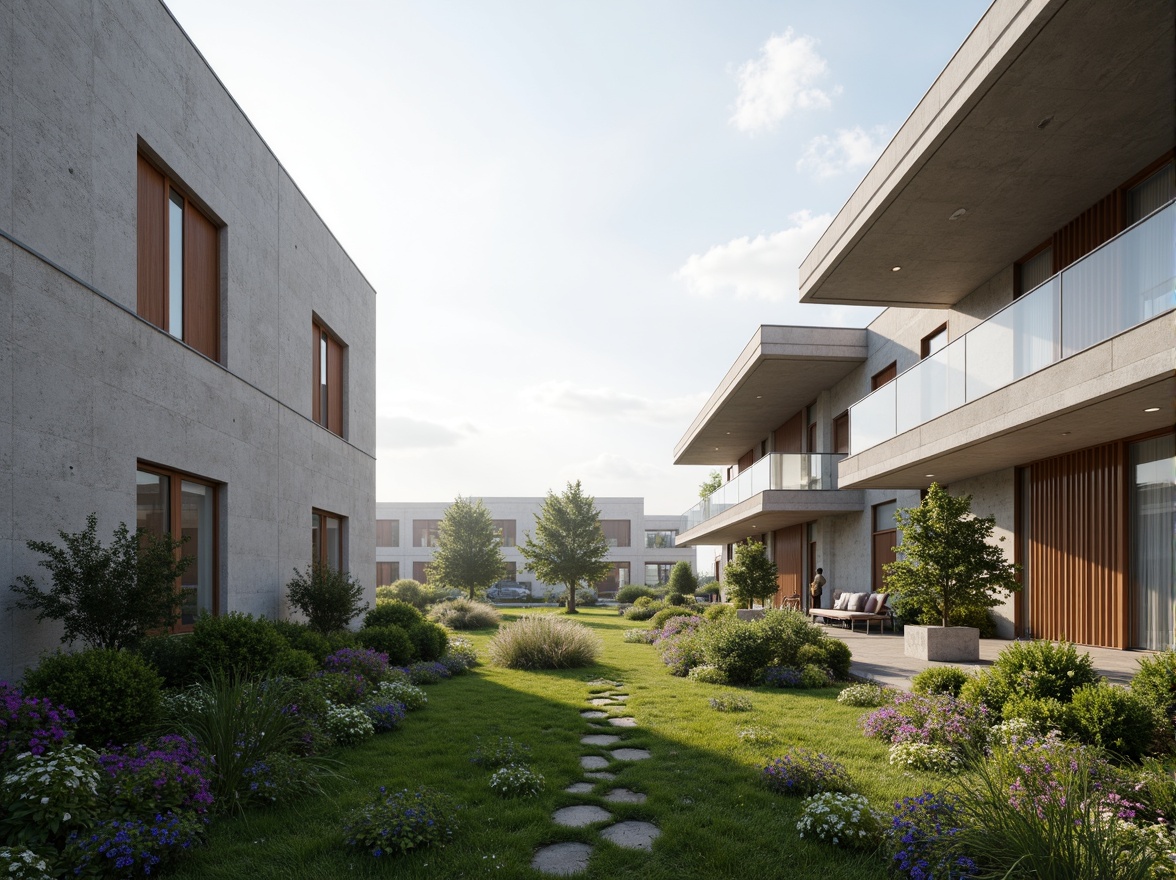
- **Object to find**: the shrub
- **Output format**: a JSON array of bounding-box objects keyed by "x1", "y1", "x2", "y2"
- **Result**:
[
  {"x1": 377, "y1": 579, "x2": 429, "y2": 609},
  {"x1": 623, "y1": 628, "x2": 657, "y2": 644},
  {"x1": 1132, "y1": 650, "x2": 1176, "y2": 721},
  {"x1": 699, "y1": 618, "x2": 771, "y2": 685},
  {"x1": 325, "y1": 703, "x2": 376, "y2": 745},
  {"x1": 1000, "y1": 693, "x2": 1070, "y2": 735},
  {"x1": 0, "y1": 683, "x2": 75, "y2": 767},
  {"x1": 310, "y1": 671, "x2": 369, "y2": 707},
  {"x1": 624, "y1": 600, "x2": 666, "y2": 621},
  {"x1": 489, "y1": 764, "x2": 545, "y2": 798},
  {"x1": 762, "y1": 666, "x2": 804, "y2": 688},
  {"x1": 408, "y1": 620, "x2": 449, "y2": 662},
  {"x1": 796, "y1": 792, "x2": 883, "y2": 848},
  {"x1": 655, "y1": 616, "x2": 707, "y2": 676},
  {"x1": 861, "y1": 692, "x2": 989, "y2": 757},
  {"x1": 22, "y1": 648, "x2": 162, "y2": 748},
  {"x1": 270, "y1": 647, "x2": 318, "y2": 680},
  {"x1": 0, "y1": 848, "x2": 53, "y2": 880},
  {"x1": 709, "y1": 695, "x2": 752, "y2": 712},
  {"x1": 286, "y1": 561, "x2": 367, "y2": 634},
  {"x1": 649, "y1": 606, "x2": 700, "y2": 630},
  {"x1": 470, "y1": 736, "x2": 531, "y2": 769},
  {"x1": 370, "y1": 681, "x2": 427, "y2": 712},
  {"x1": 912, "y1": 666, "x2": 972, "y2": 698},
  {"x1": 99, "y1": 734, "x2": 214, "y2": 819},
  {"x1": 135, "y1": 634, "x2": 197, "y2": 689},
  {"x1": 268, "y1": 620, "x2": 333, "y2": 663},
  {"x1": 888, "y1": 741, "x2": 961, "y2": 772},
  {"x1": 0, "y1": 744, "x2": 102, "y2": 848},
  {"x1": 406, "y1": 662, "x2": 452, "y2": 685},
  {"x1": 801, "y1": 664, "x2": 834, "y2": 689},
  {"x1": 189, "y1": 611, "x2": 288, "y2": 681},
  {"x1": 667, "y1": 560, "x2": 699, "y2": 597},
  {"x1": 427, "y1": 598, "x2": 501, "y2": 630},
  {"x1": 633, "y1": 596, "x2": 656, "y2": 608},
  {"x1": 687, "y1": 665, "x2": 727, "y2": 684},
  {"x1": 1067, "y1": 682, "x2": 1155, "y2": 762},
  {"x1": 323, "y1": 647, "x2": 390, "y2": 684},
  {"x1": 357, "y1": 625, "x2": 415, "y2": 665},
  {"x1": 555, "y1": 586, "x2": 597, "y2": 607},
  {"x1": 488, "y1": 615, "x2": 602, "y2": 670},
  {"x1": 756, "y1": 609, "x2": 827, "y2": 669},
  {"x1": 8, "y1": 513, "x2": 190, "y2": 651},
  {"x1": 63, "y1": 811, "x2": 204, "y2": 877},
  {"x1": 837, "y1": 682, "x2": 889, "y2": 707},
  {"x1": 887, "y1": 791, "x2": 976, "y2": 880},
  {"x1": 343, "y1": 786, "x2": 459, "y2": 857},
  {"x1": 441, "y1": 637, "x2": 478, "y2": 673},
  {"x1": 991, "y1": 639, "x2": 1098, "y2": 704},
  {"x1": 616, "y1": 585, "x2": 659, "y2": 604},
  {"x1": 665, "y1": 592, "x2": 687, "y2": 606},
  {"x1": 762, "y1": 749, "x2": 854, "y2": 797},
  {"x1": 364, "y1": 601, "x2": 424, "y2": 631},
  {"x1": 704, "y1": 603, "x2": 736, "y2": 621},
  {"x1": 795, "y1": 639, "x2": 852, "y2": 680}
]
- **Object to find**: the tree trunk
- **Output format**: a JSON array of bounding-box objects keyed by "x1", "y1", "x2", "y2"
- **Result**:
[{"x1": 566, "y1": 582, "x2": 578, "y2": 614}]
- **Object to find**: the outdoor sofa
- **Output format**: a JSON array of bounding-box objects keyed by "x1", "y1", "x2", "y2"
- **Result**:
[{"x1": 808, "y1": 591, "x2": 894, "y2": 634}]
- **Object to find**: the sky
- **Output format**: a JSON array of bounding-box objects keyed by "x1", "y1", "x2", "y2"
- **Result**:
[{"x1": 163, "y1": 0, "x2": 992, "y2": 515}]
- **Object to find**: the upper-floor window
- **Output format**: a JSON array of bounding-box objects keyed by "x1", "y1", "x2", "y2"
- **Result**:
[
  {"x1": 376, "y1": 519, "x2": 399, "y2": 548},
  {"x1": 493, "y1": 520, "x2": 517, "y2": 547},
  {"x1": 312, "y1": 509, "x2": 344, "y2": 571},
  {"x1": 871, "y1": 362, "x2": 897, "y2": 390},
  {"x1": 137, "y1": 154, "x2": 220, "y2": 361},
  {"x1": 833, "y1": 412, "x2": 849, "y2": 454},
  {"x1": 313, "y1": 319, "x2": 345, "y2": 436},
  {"x1": 921, "y1": 324, "x2": 948, "y2": 359},
  {"x1": 413, "y1": 519, "x2": 441, "y2": 547},
  {"x1": 600, "y1": 520, "x2": 631, "y2": 548},
  {"x1": 645, "y1": 530, "x2": 677, "y2": 549}
]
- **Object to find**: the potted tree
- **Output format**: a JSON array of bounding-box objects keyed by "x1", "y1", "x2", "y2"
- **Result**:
[{"x1": 886, "y1": 484, "x2": 1020, "y2": 661}]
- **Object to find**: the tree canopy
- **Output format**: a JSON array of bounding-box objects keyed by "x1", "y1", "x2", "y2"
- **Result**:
[
  {"x1": 723, "y1": 540, "x2": 778, "y2": 609},
  {"x1": 427, "y1": 496, "x2": 506, "y2": 599},
  {"x1": 885, "y1": 483, "x2": 1020, "y2": 628},
  {"x1": 667, "y1": 560, "x2": 698, "y2": 597},
  {"x1": 699, "y1": 470, "x2": 722, "y2": 499},
  {"x1": 519, "y1": 481, "x2": 611, "y2": 614}
]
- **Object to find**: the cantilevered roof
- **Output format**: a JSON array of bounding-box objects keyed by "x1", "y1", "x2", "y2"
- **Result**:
[
  {"x1": 676, "y1": 489, "x2": 865, "y2": 548},
  {"x1": 800, "y1": 0, "x2": 1176, "y2": 308},
  {"x1": 674, "y1": 325, "x2": 868, "y2": 465}
]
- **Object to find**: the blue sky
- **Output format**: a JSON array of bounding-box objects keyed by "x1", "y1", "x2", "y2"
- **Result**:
[{"x1": 164, "y1": 0, "x2": 991, "y2": 513}]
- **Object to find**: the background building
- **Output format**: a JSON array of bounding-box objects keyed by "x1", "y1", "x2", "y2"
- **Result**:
[
  {"x1": 0, "y1": 0, "x2": 377, "y2": 678},
  {"x1": 675, "y1": 0, "x2": 1174, "y2": 649},
  {"x1": 376, "y1": 499, "x2": 692, "y2": 598}
]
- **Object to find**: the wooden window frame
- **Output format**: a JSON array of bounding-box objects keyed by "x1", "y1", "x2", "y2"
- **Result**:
[
  {"x1": 311, "y1": 508, "x2": 344, "y2": 571},
  {"x1": 312, "y1": 318, "x2": 345, "y2": 437},
  {"x1": 833, "y1": 411, "x2": 849, "y2": 455},
  {"x1": 920, "y1": 324, "x2": 948, "y2": 359},
  {"x1": 376, "y1": 519, "x2": 399, "y2": 548},
  {"x1": 871, "y1": 361, "x2": 897, "y2": 391}
]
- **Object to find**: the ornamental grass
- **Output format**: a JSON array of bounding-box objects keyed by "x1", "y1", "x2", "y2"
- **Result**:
[{"x1": 487, "y1": 614, "x2": 602, "y2": 669}]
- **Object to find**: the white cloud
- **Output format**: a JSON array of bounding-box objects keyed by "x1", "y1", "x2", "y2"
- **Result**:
[
  {"x1": 571, "y1": 453, "x2": 666, "y2": 485},
  {"x1": 377, "y1": 415, "x2": 471, "y2": 450},
  {"x1": 675, "y1": 210, "x2": 831, "y2": 301},
  {"x1": 523, "y1": 382, "x2": 705, "y2": 423},
  {"x1": 730, "y1": 29, "x2": 838, "y2": 133},
  {"x1": 797, "y1": 125, "x2": 890, "y2": 179}
]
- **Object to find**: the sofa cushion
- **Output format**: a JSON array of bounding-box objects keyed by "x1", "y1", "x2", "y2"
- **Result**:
[
  {"x1": 863, "y1": 594, "x2": 881, "y2": 614},
  {"x1": 875, "y1": 593, "x2": 888, "y2": 612},
  {"x1": 833, "y1": 594, "x2": 850, "y2": 610},
  {"x1": 846, "y1": 592, "x2": 867, "y2": 612}
]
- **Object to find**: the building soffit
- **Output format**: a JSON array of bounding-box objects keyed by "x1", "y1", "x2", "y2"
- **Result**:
[
  {"x1": 674, "y1": 325, "x2": 868, "y2": 465},
  {"x1": 799, "y1": 0, "x2": 1176, "y2": 308}
]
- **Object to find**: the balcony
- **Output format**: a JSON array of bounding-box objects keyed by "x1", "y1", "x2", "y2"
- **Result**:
[
  {"x1": 677, "y1": 453, "x2": 863, "y2": 546},
  {"x1": 841, "y1": 201, "x2": 1174, "y2": 488}
]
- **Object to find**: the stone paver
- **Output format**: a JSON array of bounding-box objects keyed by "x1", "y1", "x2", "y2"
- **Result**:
[
  {"x1": 580, "y1": 755, "x2": 609, "y2": 770},
  {"x1": 580, "y1": 734, "x2": 620, "y2": 746},
  {"x1": 580, "y1": 710, "x2": 607, "y2": 719},
  {"x1": 589, "y1": 698, "x2": 620, "y2": 706},
  {"x1": 609, "y1": 747, "x2": 651, "y2": 761},
  {"x1": 532, "y1": 842, "x2": 594, "y2": 876},
  {"x1": 564, "y1": 782, "x2": 594, "y2": 793},
  {"x1": 600, "y1": 820, "x2": 660, "y2": 851},
  {"x1": 608, "y1": 717, "x2": 638, "y2": 728},
  {"x1": 584, "y1": 771, "x2": 615, "y2": 780},
  {"x1": 604, "y1": 788, "x2": 646, "y2": 804},
  {"x1": 553, "y1": 805, "x2": 612, "y2": 827}
]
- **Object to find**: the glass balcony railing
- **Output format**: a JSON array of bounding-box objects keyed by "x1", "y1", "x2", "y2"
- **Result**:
[
  {"x1": 850, "y1": 200, "x2": 1176, "y2": 455},
  {"x1": 683, "y1": 453, "x2": 846, "y2": 531}
]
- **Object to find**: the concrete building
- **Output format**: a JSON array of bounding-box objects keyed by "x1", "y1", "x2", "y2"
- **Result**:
[
  {"x1": 675, "y1": 0, "x2": 1174, "y2": 650},
  {"x1": 1, "y1": 0, "x2": 377, "y2": 678},
  {"x1": 376, "y1": 499, "x2": 693, "y2": 598}
]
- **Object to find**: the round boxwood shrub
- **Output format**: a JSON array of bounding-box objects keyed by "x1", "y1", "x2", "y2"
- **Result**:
[
  {"x1": 325, "y1": 629, "x2": 361, "y2": 654},
  {"x1": 357, "y1": 625, "x2": 415, "y2": 666},
  {"x1": 649, "y1": 606, "x2": 700, "y2": 630},
  {"x1": 665, "y1": 593, "x2": 687, "y2": 607},
  {"x1": 364, "y1": 601, "x2": 425, "y2": 631},
  {"x1": 704, "y1": 603, "x2": 736, "y2": 621},
  {"x1": 1132, "y1": 650, "x2": 1176, "y2": 720},
  {"x1": 22, "y1": 648, "x2": 162, "y2": 747},
  {"x1": 700, "y1": 619, "x2": 772, "y2": 685},
  {"x1": 911, "y1": 666, "x2": 971, "y2": 698},
  {"x1": 270, "y1": 647, "x2": 318, "y2": 680},
  {"x1": 268, "y1": 619, "x2": 333, "y2": 664},
  {"x1": 990, "y1": 640, "x2": 1099, "y2": 703},
  {"x1": 377, "y1": 579, "x2": 430, "y2": 610},
  {"x1": 616, "y1": 585, "x2": 659, "y2": 604},
  {"x1": 1066, "y1": 682, "x2": 1155, "y2": 762},
  {"x1": 190, "y1": 611, "x2": 289, "y2": 680},
  {"x1": 408, "y1": 621, "x2": 449, "y2": 662},
  {"x1": 135, "y1": 634, "x2": 197, "y2": 689},
  {"x1": 795, "y1": 639, "x2": 852, "y2": 681},
  {"x1": 624, "y1": 601, "x2": 666, "y2": 621}
]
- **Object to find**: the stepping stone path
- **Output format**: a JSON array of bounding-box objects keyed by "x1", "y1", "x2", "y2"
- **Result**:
[{"x1": 531, "y1": 680, "x2": 663, "y2": 876}]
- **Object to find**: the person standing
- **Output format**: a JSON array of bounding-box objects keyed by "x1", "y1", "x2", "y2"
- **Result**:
[{"x1": 809, "y1": 567, "x2": 826, "y2": 608}]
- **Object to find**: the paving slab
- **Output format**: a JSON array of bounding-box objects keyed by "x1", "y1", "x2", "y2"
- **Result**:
[
  {"x1": 553, "y1": 805, "x2": 612, "y2": 827},
  {"x1": 580, "y1": 734, "x2": 621, "y2": 746},
  {"x1": 580, "y1": 756, "x2": 609, "y2": 770},
  {"x1": 609, "y1": 748, "x2": 651, "y2": 761},
  {"x1": 580, "y1": 710, "x2": 608, "y2": 719},
  {"x1": 584, "y1": 771, "x2": 615, "y2": 780},
  {"x1": 601, "y1": 820, "x2": 660, "y2": 850},
  {"x1": 532, "y1": 842, "x2": 593, "y2": 875},
  {"x1": 564, "y1": 782, "x2": 594, "y2": 794},
  {"x1": 604, "y1": 788, "x2": 646, "y2": 804},
  {"x1": 588, "y1": 698, "x2": 621, "y2": 706},
  {"x1": 608, "y1": 717, "x2": 638, "y2": 728}
]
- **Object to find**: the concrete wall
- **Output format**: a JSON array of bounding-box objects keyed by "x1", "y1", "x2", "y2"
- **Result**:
[{"x1": 0, "y1": 0, "x2": 376, "y2": 679}]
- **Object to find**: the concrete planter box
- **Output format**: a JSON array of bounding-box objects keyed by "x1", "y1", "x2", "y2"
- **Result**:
[{"x1": 904, "y1": 625, "x2": 980, "y2": 662}]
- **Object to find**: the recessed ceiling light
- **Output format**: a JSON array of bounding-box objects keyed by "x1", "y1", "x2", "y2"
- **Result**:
[
  {"x1": 949, "y1": 208, "x2": 967, "y2": 221},
  {"x1": 1144, "y1": 407, "x2": 1160, "y2": 413},
  {"x1": 756, "y1": 395, "x2": 762, "y2": 399},
  {"x1": 1037, "y1": 115, "x2": 1054, "y2": 129},
  {"x1": 1061, "y1": 431, "x2": 1072, "y2": 436},
  {"x1": 891, "y1": 266, "x2": 901, "y2": 272}
]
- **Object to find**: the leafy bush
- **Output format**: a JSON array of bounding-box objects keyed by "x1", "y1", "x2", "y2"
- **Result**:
[
  {"x1": 709, "y1": 695, "x2": 752, "y2": 712},
  {"x1": 487, "y1": 615, "x2": 602, "y2": 670},
  {"x1": 801, "y1": 664, "x2": 833, "y2": 689},
  {"x1": 370, "y1": 681, "x2": 427, "y2": 712},
  {"x1": 322, "y1": 647, "x2": 390, "y2": 684},
  {"x1": 189, "y1": 611, "x2": 288, "y2": 681},
  {"x1": 1066, "y1": 682, "x2": 1155, "y2": 762},
  {"x1": 488, "y1": 764, "x2": 545, "y2": 798},
  {"x1": 795, "y1": 639, "x2": 852, "y2": 680},
  {"x1": 357, "y1": 625, "x2": 415, "y2": 666},
  {"x1": 699, "y1": 618, "x2": 771, "y2": 685},
  {"x1": 99, "y1": 734, "x2": 214, "y2": 819},
  {"x1": 0, "y1": 744, "x2": 102, "y2": 848},
  {"x1": 667, "y1": 560, "x2": 699, "y2": 597},
  {"x1": 985, "y1": 640, "x2": 1099, "y2": 709},
  {"x1": 624, "y1": 600, "x2": 666, "y2": 621},
  {"x1": 0, "y1": 683, "x2": 76, "y2": 768},
  {"x1": 443, "y1": 637, "x2": 478, "y2": 672},
  {"x1": 762, "y1": 749, "x2": 854, "y2": 796},
  {"x1": 22, "y1": 648, "x2": 162, "y2": 748},
  {"x1": 427, "y1": 598, "x2": 501, "y2": 630},
  {"x1": 704, "y1": 603, "x2": 736, "y2": 621},
  {"x1": 912, "y1": 666, "x2": 972, "y2": 698},
  {"x1": 837, "y1": 682, "x2": 889, "y2": 707},
  {"x1": 8, "y1": 513, "x2": 190, "y2": 650},
  {"x1": 310, "y1": 671, "x2": 370, "y2": 707},
  {"x1": 470, "y1": 736, "x2": 531, "y2": 769},
  {"x1": 268, "y1": 620, "x2": 332, "y2": 664},
  {"x1": 888, "y1": 741, "x2": 961, "y2": 772},
  {"x1": 286, "y1": 561, "x2": 368, "y2": 634},
  {"x1": 756, "y1": 609, "x2": 827, "y2": 667},
  {"x1": 134, "y1": 634, "x2": 197, "y2": 689},
  {"x1": 1132, "y1": 650, "x2": 1176, "y2": 722},
  {"x1": 1000, "y1": 693, "x2": 1070, "y2": 734},
  {"x1": 796, "y1": 792, "x2": 883, "y2": 848},
  {"x1": 861, "y1": 692, "x2": 990, "y2": 759},
  {"x1": 343, "y1": 786, "x2": 459, "y2": 857},
  {"x1": 63, "y1": 811, "x2": 204, "y2": 877},
  {"x1": 616, "y1": 585, "x2": 659, "y2": 604},
  {"x1": 665, "y1": 592, "x2": 687, "y2": 606},
  {"x1": 376, "y1": 579, "x2": 428, "y2": 610},
  {"x1": 364, "y1": 601, "x2": 424, "y2": 631},
  {"x1": 649, "y1": 606, "x2": 700, "y2": 630},
  {"x1": 408, "y1": 620, "x2": 449, "y2": 662},
  {"x1": 271, "y1": 647, "x2": 318, "y2": 680},
  {"x1": 762, "y1": 666, "x2": 804, "y2": 688},
  {"x1": 687, "y1": 665, "x2": 727, "y2": 684},
  {"x1": 324, "y1": 703, "x2": 376, "y2": 745}
]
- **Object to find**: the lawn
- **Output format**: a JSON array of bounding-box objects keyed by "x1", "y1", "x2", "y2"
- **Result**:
[{"x1": 169, "y1": 607, "x2": 940, "y2": 879}]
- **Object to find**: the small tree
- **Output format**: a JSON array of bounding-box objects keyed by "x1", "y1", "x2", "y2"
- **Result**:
[
  {"x1": 286, "y1": 560, "x2": 368, "y2": 633},
  {"x1": 699, "y1": 470, "x2": 722, "y2": 499},
  {"x1": 723, "y1": 540, "x2": 778, "y2": 609},
  {"x1": 427, "y1": 496, "x2": 505, "y2": 599},
  {"x1": 885, "y1": 483, "x2": 1020, "y2": 628},
  {"x1": 8, "y1": 513, "x2": 191, "y2": 650},
  {"x1": 519, "y1": 481, "x2": 612, "y2": 614},
  {"x1": 667, "y1": 561, "x2": 698, "y2": 598}
]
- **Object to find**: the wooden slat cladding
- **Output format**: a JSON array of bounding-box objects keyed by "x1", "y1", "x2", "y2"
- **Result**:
[
  {"x1": 773, "y1": 412, "x2": 803, "y2": 454},
  {"x1": 183, "y1": 201, "x2": 219, "y2": 361},
  {"x1": 1052, "y1": 190, "x2": 1123, "y2": 273},
  {"x1": 772, "y1": 524, "x2": 804, "y2": 607},
  {"x1": 136, "y1": 156, "x2": 165, "y2": 326},
  {"x1": 1028, "y1": 443, "x2": 1126, "y2": 648},
  {"x1": 737, "y1": 449, "x2": 755, "y2": 472}
]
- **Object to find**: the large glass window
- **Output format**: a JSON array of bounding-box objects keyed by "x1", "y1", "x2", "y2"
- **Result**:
[
  {"x1": 595, "y1": 562, "x2": 629, "y2": 595},
  {"x1": 600, "y1": 520, "x2": 631, "y2": 548},
  {"x1": 645, "y1": 530, "x2": 677, "y2": 549},
  {"x1": 413, "y1": 520, "x2": 441, "y2": 547},
  {"x1": 376, "y1": 561, "x2": 399, "y2": 586},
  {"x1": 1131, "y1": 433, "x2": 1175, "y2": 650},
  {"x1": 376, "y1": 519, "x2": 399, "y2": 548},
  {"x1": 312, "y1": 509, "x2": 343, "y2": 571},
  {"x1": 645, "y1": 563, "x2": 674, "y2": 586},
  {"x1": 493, "y1": 520, "x2": 517, "y2": 548}
]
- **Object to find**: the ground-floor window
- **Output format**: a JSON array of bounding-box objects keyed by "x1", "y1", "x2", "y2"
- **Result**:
[
  {"x1": 595, "y1": 562, "x2": 630, "y2": 595},
  {"x1": 645, "y1": 562, "x2": 674, "y2": 586},
  {"x1": 872, "y1": 500, "x2": 897, "y2": 594},
  {"x1": 1131, "y1": 432, "x2": 1175, "y2": 650},
  {"x1": 413, "y1": 560, "x2": 429, "y2": 583},
  {"x1": 312, "y1": 509, "x2": 343, "y2": 571},
  {"x1": 136, "y1": 464, "x2": 217, "y2": 630},
  {"x1": 376, "y1": 561, "x2": 399, "y2": 586}
]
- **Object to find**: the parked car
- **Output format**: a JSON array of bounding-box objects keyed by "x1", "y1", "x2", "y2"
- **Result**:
[{"x1": 487, "y1": 581, "x2": 530, "y2": 601}]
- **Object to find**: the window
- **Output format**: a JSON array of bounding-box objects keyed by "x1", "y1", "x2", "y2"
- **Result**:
[
  {"x1": 312, "y1": 509, "x2": 343, "y2": 571},
  {"x1": 503, "y1": 561, "x2": 518, "y2": 580},
  {"x1": 595, "y1": 562, "x2": 630, "y2": 595},
  {"x1": 136, "y1": 464, "x2": 217, "y2": 631},
  {"x1": 376, "y1": 561, "x2": 399, "y2": 586},
  {"x1": 1127, "y1": 159, "x2": 1174, "y2": 224},
  {"x1": 413, "y1": 520, "x2": 441, "y2": 547},
  {"x1": 312, "y1": 319, "x2": 345, "y2": 436},
  {"x1": 645, "y1": 563, "x2": 674, "y2": 586},
  {"x1": 600, "y1": 520, "x2": 631, "y2": 547},
  {"x1": 833, "y1": 412, "x2": 849, "y2": 455},
  {"x1": 376, "y1": 519, "x2": 399, "y2": 548},
  {"x1": 871, "y1": 362, "x2": 897, "y2": 390},
  {"x1": 921, "y1": 324, "x2": 948, "y2": 359},
  {"x1": 412, "y1": 561, "x2": 429, "y2": 583},
  {"x1": 136, "y1": 154, "x2": 219, "y2": 361},
  {"x1": 872, "y1": 500, "x2": 898, "y2": 594},
  {"x1": 1016, "y1": 245, "x2": 1054, "y2": 297},
  {"x1": 493, "y1": 520, "x2": 517, "y2": 548},
  {"x1": 645, "y1": 530, "x2": 677, "y2": 549}
]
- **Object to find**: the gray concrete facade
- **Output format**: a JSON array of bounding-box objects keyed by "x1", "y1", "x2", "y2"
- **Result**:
[{"x1": 0, "y1": 0, "x2": 377, "y2": 678}]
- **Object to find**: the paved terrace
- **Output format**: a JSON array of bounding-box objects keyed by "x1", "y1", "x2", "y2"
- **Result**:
[{"x1": 822, "y1": 628, "x2": 1148, "y2": 690}]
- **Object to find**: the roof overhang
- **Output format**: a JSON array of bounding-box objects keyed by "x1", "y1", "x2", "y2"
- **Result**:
[
  {"x1": 800, "y1": 0, "x2": 1176, "y2": 308},
  {"x1": 676, "y1": 489, "x2": 865, "y2": 547},
  {"x1": 674, "y1": 325, "x2": 868, "y2": 465}
]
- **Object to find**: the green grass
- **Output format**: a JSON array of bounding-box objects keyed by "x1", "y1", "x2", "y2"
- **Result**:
[{"x1": 168, "y1": 607, "x2": 942, "y2": 880}]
